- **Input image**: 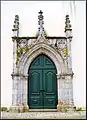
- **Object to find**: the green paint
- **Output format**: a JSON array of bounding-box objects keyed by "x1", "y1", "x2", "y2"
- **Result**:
[{"x1": 28, "y1": 54, "x2": 58, "y2": 109}]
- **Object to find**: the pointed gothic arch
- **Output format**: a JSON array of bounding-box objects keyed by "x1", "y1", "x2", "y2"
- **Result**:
[{"x1": 18, "y1": 43, "x2": 67, "y2": 77}]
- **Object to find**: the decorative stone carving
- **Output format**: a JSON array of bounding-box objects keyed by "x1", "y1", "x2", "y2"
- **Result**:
[
  {"x1": 18, "y1": 39, "x2": 27, "y2": 49},
  {"x1": 37, "y1": 10, "x2": 45, "y2": 40},
  {"x1": 11, "y1": 11, "x2": 74, "y2": 112}
]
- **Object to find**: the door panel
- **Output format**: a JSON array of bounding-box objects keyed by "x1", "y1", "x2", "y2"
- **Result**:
[
  {"x1": 28, "y1": 54, "x2": 58, "y2": 109},
  {"x1": 43, "y1": 55, "x2": 56, "y2": 69},
  {"x1": 28, "y1": 70, "x2": 43, "y2": 109},
  {"x1": 30, "y1": 55, "x2": 43, "y2": 69},
  {"x1": 30, "y1": 72, "x2": 40, "y2": 93},
  {"x1": 43, "y1": 69, "x2": 57, "y2": 109}
]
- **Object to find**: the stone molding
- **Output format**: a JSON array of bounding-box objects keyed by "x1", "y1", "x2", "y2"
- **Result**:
[
  {"x1": 57, "y1": 72, "x2": 74, "y2": 79},
  {"x1": 18, "y1": 42, "x2": 67, "y2": 76},
  {"x1": 11, "y1": 73, "x2": 29, "y2": 79},
  {"x1": 11, "y1": 73, "x2": 29, "y2": 77}
]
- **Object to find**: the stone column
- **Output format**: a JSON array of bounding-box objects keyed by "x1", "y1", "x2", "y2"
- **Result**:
[
  {"x1": 12, "y1": 39, "x2": 17, "y2": 73},
  {"x1": 57, "y1": 74, "x2": 66, "y2": 111},
  {"x1": 64, "y1": 73, "x2": 75, "y2": 109},
  {"x1": 57, "y1": 72, "x2": 75, "y2": 112},
  {"x1": 11, "y1": 74, "x2": 21, "y2": 112},
  {"x1": 11, "y1": 74, "x2": 29, "y2": 112},
  {"x1": 21, "y1": 75, "x2": 29, "y2": 109},
  {"x1": 12, "y1": 75, "x2": 18, "y2": 106}
]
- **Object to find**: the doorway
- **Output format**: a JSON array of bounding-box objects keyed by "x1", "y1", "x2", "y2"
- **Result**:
[{"x1": 28, "y1": 54, "x2": 58, "y2": 109}]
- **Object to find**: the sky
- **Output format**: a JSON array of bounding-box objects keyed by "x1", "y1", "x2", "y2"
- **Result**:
[{"x1": 1, "y1": 1, "x2": 86, "y2": 108}]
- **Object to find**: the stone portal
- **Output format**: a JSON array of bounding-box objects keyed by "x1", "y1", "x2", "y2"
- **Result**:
[{"x1": 11, "y1": 11, "x2": 75, "y2": 112}]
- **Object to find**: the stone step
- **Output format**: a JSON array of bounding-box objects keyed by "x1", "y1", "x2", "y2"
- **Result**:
[{"x1": 29, "y1": 109, "x2": 57, "y2": 112}]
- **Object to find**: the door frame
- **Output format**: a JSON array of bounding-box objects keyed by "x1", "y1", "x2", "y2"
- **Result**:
[{"x1": 18, "y1": 43, "x2": 66, "y2": 111}]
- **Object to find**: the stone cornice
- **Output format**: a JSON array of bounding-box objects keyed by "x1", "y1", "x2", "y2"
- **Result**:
[
  {"x1": 46, "y1": 36, "x2": 67, "y2": 39},
  {"x1": 12, "y1": 36, "x2": 38, "y2": 40},
  {"x1": 11, "y1": 36, "x2": 67, "y2": 40}
]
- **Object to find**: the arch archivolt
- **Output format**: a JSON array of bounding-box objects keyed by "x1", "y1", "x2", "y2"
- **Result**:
[{"x1": 18, "y1": 42, "x2": 67, "y2": 76}]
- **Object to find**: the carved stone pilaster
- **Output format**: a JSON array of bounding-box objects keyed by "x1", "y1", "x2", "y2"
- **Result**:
[
  {"x1": 10, "y1": 74, "x2": 29, "y2": 112},
  {"x1": 56, "y1": 72, "x2": 75, "y2": 112}
]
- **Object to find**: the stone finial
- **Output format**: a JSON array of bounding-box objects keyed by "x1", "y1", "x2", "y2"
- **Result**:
[
  {"x1": 12, "y1": 15, "x2": 19, "y2": 37},
  {"x1": 65, "y1": 15, "x2": 72, "y2": 32},
  {"x1": 38, "y1": 10, "x2": 45, "y2": 38}
]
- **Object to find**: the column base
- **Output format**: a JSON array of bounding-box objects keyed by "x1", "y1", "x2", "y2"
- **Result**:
[
  {"x1": 57, "y1": 100, "x2": 76, "y2": 112},
  {"x1": 10, "y1": 105, "x2": 29, "y2": 113}
]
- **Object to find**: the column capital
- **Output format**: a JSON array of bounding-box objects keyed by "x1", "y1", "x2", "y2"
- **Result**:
[
  {"x1": 11, "y1": 73, "x2": 29, "y2": 79},
  {"x1": 56, "y1": 72, "x2": 74, "y2": 79}
]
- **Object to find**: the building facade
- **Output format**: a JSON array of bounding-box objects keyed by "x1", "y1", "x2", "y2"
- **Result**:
[{"x1": 11, "y1": 10, "x2": 75, "y2": 112}]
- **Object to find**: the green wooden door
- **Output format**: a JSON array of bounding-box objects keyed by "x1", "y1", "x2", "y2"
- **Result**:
[{"x1": 28, "y1": 54, "x2": 58, "y2": 109}]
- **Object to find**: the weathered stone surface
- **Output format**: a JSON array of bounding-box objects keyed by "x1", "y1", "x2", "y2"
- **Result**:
[
  {"x1": 11, "y1": 12, "x2": 74, "y2": 112},
  {"x1": 1, "y1": 111, "x2": 86, "y2": 119}
]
